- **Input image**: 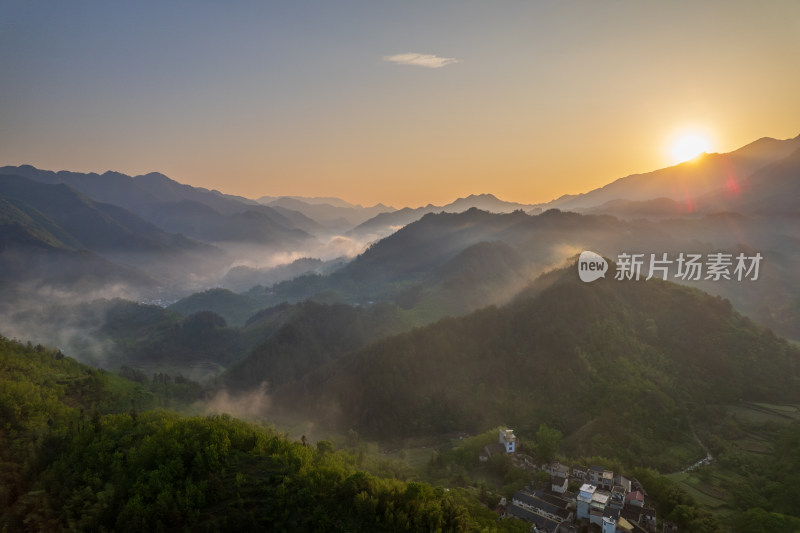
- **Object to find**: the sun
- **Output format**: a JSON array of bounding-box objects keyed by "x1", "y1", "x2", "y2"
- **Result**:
[{"x1": 669, "y1": 133, "x2": 713, "y2": 164}]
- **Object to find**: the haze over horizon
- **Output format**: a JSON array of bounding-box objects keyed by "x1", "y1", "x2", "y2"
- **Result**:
[{"x1": 2, "y1": 1, "x2": 799, "y2": 207}]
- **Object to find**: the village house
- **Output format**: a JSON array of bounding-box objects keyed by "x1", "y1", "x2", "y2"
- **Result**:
[
  {"x1": 609, "y1": 485, "x2": 627, "y2": 510},
  {"x1": 620, "y1": 504, "x2": 657, "y2": 533},
  {"x1": 614, "y1": 474, "x2": 632, "y2": 493},
  {"x1": 499, "y1": 428, "x2": 517, "y2": 453},
  {"x1": 589, "y1": 490, "x2": 610, "y2": 527},
  {"x1": 479, "y1": 429, "x2": 517, "y2": 462},
  {"x1": 576, "y1": 483, "x2": 596, "y2": 521},
  {"x1": 512, "y1": 491, "x2": 571, "y2": 522},
  {"x1": 625, "y1": 490, "x2": 645, "y2": 508},
  {"x1": 533, "y1": 490, "x2": 575, "y2": 514},
  {"x1": 507, "y1": 490, "x2": 573, "y2": 532},
  {"x1": 505, "y1": 503, "x2": 560, "y2": 532},
  {"x1": 589, "y1": 465, "x2": 614, "y2": 490},
  {"x1": 602, "y1": 506, "x2": 621, "y2": 533},
  {"x1": 571, "y1": 466, "x2": 588, "y2": 482},
  {"x1": 611, "y1": 515, "x2": 646, "y2": 532},
  {"x1": 481, "y1": 431, "x2": 659, "y2": 532},
  {"x1": 549, "y1": 462, "x2": 570, "y2": 478},
  {"x1": 551, "y1": 473, "x2": 568, "y2": 494}
]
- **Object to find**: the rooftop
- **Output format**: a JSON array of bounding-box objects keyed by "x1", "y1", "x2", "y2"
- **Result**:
[
  {"x1": 533, "y1": 490, "x2": 573, "y2": 510},
  {"x1": 625, "y1": 491, "x2": 645, "y2": 502},
  {"x1": 506, "y1": 503, "x2": 559, "y2": 531},
  {"x1": 500, "y1": 429, "x2": 517, "y2": 442},
  {"x1": 513, "y1": 491, "x2": 569, "y2": 519}
]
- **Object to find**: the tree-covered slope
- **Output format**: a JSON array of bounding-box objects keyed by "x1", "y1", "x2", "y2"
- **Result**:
[
  {"x1": 0, "y1": 335, "x2": 525, "y2": 532},
  {"x1": 224, "y1": 301, "x2": 414, "y2": 392},
  {"x1": 168, "y1": 288, "x2": 261, "y2": 328},
  {"x1": 0, "y1": 175, "x2": 202, "y2": 253},
  {"x1": 277, "y1": 267, "x2": 800, "y2": 471}
]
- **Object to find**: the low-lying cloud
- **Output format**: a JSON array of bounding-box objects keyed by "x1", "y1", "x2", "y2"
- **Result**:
[
  {"x1": 383, "y1": 53, "x2": 459, "y2": 68},
  {"x1": 202, "y1": 384, "x2": 272, "y2": 421}
]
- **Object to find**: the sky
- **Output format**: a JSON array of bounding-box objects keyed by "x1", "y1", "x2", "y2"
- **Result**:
[{"x1": 1, "y1": 1, "x2": 799, "y2": 208}]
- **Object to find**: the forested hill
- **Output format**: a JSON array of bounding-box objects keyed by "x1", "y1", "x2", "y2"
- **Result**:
[
  {"x1": 275, "y1": 265, "x2": 800, "y2": 471},
  {"x1": 0, "y1": 335, "x2": 526, "y2": 532}
]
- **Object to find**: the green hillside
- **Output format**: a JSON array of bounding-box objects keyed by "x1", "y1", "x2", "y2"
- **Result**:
[
  {"x1": 277, "y1": 266, "x2": 800, "y2": 472},
  {"x1": 169, "y1": 288, "x2": 261, "y2": 327},
  {"x1": 225, "y1": 301, "x2": 414, "y2": 391},
  {"x1": 0, "y1": 335, "x2": 526, "y2": 532}
]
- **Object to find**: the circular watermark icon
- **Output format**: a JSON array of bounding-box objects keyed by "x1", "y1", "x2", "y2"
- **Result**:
[{"x1": 578, "y1": 251, "x2": 608, "y2": 283}]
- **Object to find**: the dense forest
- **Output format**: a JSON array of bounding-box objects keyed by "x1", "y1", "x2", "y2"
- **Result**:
[
  {"x1": 272, "y1": 267, "x2": 800, "y2": 473},
  {"x1": 0, "y1": 335, "x2": 529, "y2": 532}
]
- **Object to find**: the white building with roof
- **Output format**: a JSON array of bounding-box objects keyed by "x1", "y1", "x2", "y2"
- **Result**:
[
  {"x1": 499, "y1": 429, "x2": 517, "y2": 453},
  {"x1": 590, "y1": 491, "x2": 610, "y2": 527},
  {"x1": 577, "y1": 483, "x2": 596, "y2": 520}
]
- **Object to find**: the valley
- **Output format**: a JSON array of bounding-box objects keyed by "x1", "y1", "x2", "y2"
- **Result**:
[{"x1": 2, "y1": 134, "x2": 800, "y2": 532}]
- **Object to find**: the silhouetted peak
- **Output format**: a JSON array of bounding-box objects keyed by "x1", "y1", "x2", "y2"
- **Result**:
[
  {"x1": 137, "y1": 172, "x2": 171, "y2": 181},
  {"x1": 101, "y1": 170, "x2": 131, "y2": 179}
]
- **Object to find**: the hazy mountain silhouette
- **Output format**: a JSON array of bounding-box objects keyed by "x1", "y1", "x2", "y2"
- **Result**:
[
  {"x1": 547, "y1": 134, "x2": 800, "y2": 212},
  {"x1": 252, "y1": 205, "x2": 800, "y2": 339},
  {"x1": 0, "y1": 175, "x2": 205, "y2": 253},
  {"x1": 141, "y1": 199, "x2": 312, "y2": 245},
  {"x1": 350, "y1": 194, "x2": 539, "y2": 239},
  {"x1": 255, "y1": 208, "x2": 641, "y2": 316},
  {"x1": 0, "y1": 174, "x2": 228, "y2": 291},
  {"x1": 168, "y1": 288, "x2": 261, "y2": 328},
  {"x1": 263, "y1": 204, "x2": 326, "y2": 235},
  {"x1": 263, "y1": 197, "x2": 394, "y2": 231},
  {"x1": 0, "y1": 165, "x2": 320, "y2": 242},
  {"x1": 445, "y1": 193, "x2": 536, "y2": 213},
  {"x1": 696, "y1": 145, "x2": 800, "y2": 215},
  {"x1": 580, "y1": 197, "x2": 688, "y2": 219},
  {"x1": 258, "y1": 195, "x2": 372, "y2": 209},
  {"x1": 0, "y1": 195, "x2": 153, "y2": 289},
  {"x1": 219, "y1": 257, "x2": 345, "y2": 293}
]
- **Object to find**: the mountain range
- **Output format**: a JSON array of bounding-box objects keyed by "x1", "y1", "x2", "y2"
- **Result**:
[
  {"x1": 3, "y1": 133, "x2": 800, "y2": 531},
  {"x1": 269, "y1": 264, "x2": 800, "y2": 470},
  {"x1": 2, "y1": 131, "x2": 799, "y2": 362},
  {"x1": 0, "y1": 165, "x2": 317, "y2": 246},
  {"x1": 259, "y1": 196, "x2": 394, "y2": 233},
  {"x1": 548, "y1": 134, "x2": 800, "y2": 214}
]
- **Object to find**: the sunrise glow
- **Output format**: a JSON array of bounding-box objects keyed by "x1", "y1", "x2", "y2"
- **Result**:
[{"x1": 669, "y1": 133, "x2": 714, "y2": 165}]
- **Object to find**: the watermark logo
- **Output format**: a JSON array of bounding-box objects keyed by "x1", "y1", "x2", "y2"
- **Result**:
[
  {"x1": 578, "y1": 251, "x2": 608, "y2": 283},
  {"x1": 614, "y1": 252, "x2": 762, "y2": 281},
  {"x1": 579, "y1": 251, "x2": 763, "y2": 283}
]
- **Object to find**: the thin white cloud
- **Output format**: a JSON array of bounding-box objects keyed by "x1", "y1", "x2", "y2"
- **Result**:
[{"x1": 383, "y1": 53, "x2": 459, "y2": 68}]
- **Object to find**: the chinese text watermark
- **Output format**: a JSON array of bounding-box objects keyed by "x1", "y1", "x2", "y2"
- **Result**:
[{"x1": 579, "y1": 251, "x2": 762, "y2": 283}]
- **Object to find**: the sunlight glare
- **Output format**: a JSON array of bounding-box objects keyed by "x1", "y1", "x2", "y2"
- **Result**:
[{"x1": 669, "y1": 133, "x2": 713, "y2": 164}]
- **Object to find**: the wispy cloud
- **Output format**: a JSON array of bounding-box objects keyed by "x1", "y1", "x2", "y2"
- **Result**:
[{"x1": 383, "y1": 53, "x2": 459, "y2": 68}]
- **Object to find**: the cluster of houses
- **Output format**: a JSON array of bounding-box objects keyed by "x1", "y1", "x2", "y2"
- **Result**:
[{"x1": 484, "y1": 430, "x2": 672, "y2": 533}]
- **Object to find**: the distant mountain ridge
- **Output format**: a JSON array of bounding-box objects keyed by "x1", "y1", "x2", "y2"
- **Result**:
[
  {"x1": 696, "y1": 145, "x2": 800, "y2": 215},
  {"x1": 549, "y1": 134, "x2": 800, "y2": 213},
  {"x1": 350, "y1": 193, "x2": 541, "y2": 239},
  {"x1": 0, "y1": 175, "x2": 203, "y2": 254},
  {"x1": 0, "y1": 174, "x2": 222, "y2": 290},
  {"x1": 262, "y1": 196, "x2": 393, "y2": 232},
  {"x1": 0, "y1": 165, "x2": 316, "y2": 245}
]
